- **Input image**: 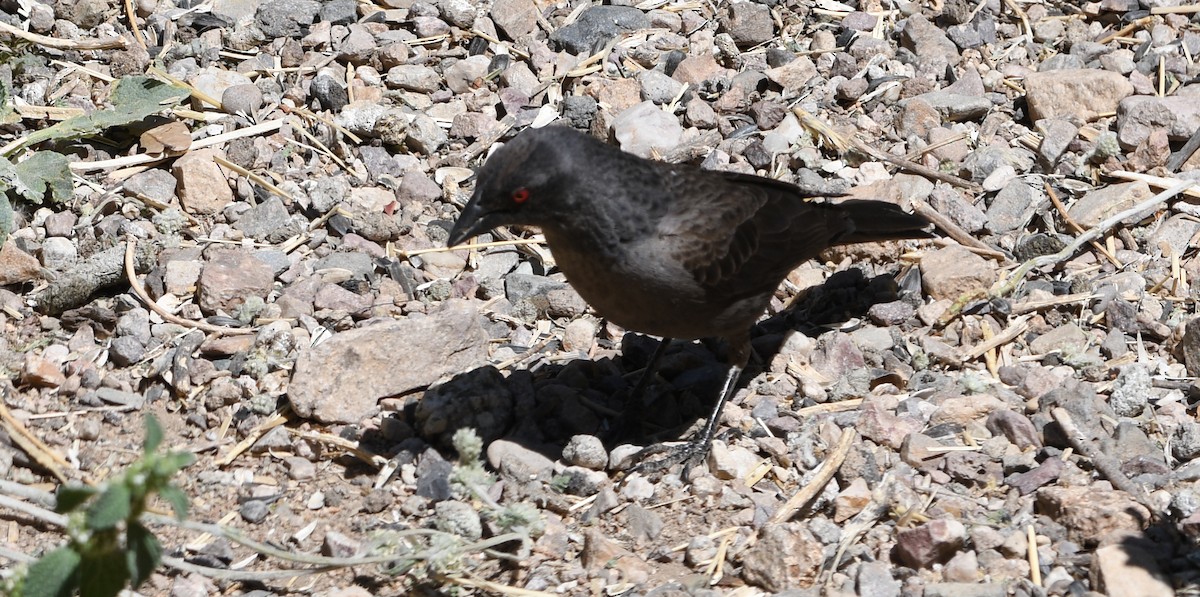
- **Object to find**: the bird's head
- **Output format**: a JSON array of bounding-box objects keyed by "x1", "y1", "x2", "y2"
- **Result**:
[{"x1": 447, "y1": 127, "x2": 582, "y2": 247}]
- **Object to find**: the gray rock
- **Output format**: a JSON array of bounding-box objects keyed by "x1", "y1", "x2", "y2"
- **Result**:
[
  {"x1": 44, "y1": 211, "x2": 77, "y2": 238},
  {"x1": 487, "y1": 439, "x2": 555, "y2": 480},
  {"x1": 40, "y1": 237, "x2": 77, "y2": 270},
  {"x1": 562, "y1": 435, "x2": 607, "y2": 470},
  {"x1": 638, "y1": 69, "x2": 685, "y2": 104},
  {"x1": 857, "y1": 560, "x2": 901, "y2": 597},
  {"x1": 116, "y1": 308, "x2": 152, "y2": 344},
  {"x1": 416, "y1": 449, "x2": 453, "y2": 501},
  {"x1": 256, "y1": 0, "x2": 320, "y2": 37},
  {"x1": 551, "y1": 6, "x2": 649, "y2": 54},
  {"x1": 235, "y1": 197, "x2": 300, "y2": 242},
  {"x1": 492, "y1": 0, "x2": 538, "y2": 38},
  {"x1": 109, "y1": 336, "x2": 146, "y2": 367},
  {"x1": 1110, "y1": 364, "x2": 1151, "y2": 417},
  {"x1": 986, "y1": 178, "x2": 1040, "y2": 233},
  {"x1": 719, "y1": 1, "x2": 773, "y2": 47},
  {"x1": 239, "y1": 500, "x2": 270, "y2": 523},
  {"x1": 289, "y1": 300, "x2": 488, "y2": 424},
  {"x1": 314, "y1": 251, "x2": 374, "y2": 278},
  {"x1": 406, "y1": 114, "x2": 448, "y2": 155},
  {"x1": 505, "y1": 273, "x2": 565, "y2": 303},
  {"x1": 124, "y1": 168, "x2": 179, "y2": 202},
  {"x1": 386, "y1": 65, "x2": 442, "y2": 93}
]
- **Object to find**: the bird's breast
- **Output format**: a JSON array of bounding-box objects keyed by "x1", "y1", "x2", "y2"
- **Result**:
[{"x1": 542, "y1": 230, "x2": 755, "y2": 340}]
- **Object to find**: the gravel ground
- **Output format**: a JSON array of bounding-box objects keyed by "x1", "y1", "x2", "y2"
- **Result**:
[{"x1": 2, "y1": 0, "x2": 1200, "y2": 595}]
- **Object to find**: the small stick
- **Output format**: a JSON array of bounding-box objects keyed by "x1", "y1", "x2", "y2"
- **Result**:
[
  {"x1": 1167, "y1": 126, "x2": 1200, "y2": 172},
  {"x1": 1027, "y1": 525, "x2": 1041, "y2": 586},
  {"x1": 70, "y1": 119, "x2": 285, "y2": 172},
  {"x1": 960, "y1": 314, "x2": 1030, "y2": 361},
  {"x1": 0, "y1": 400, "x2": 71, "y2": 483},
  {"x1": 853, "y1": 138, "x2": 983, "y2": 193},
  {"x1": 1010, "y1": 292, "x2": 1096, "y2": 315},
  {"x1": 124, "y1": 237, "x2": 256, "y2": 336},
  {"x1": 1098, "y1": 16, "x2": 1151, "y2": 44},
  {"x1": 1109, "y1": 169, "x2": 1200, "y2": 200},
  {"x1": 1151, "y1": 4, "x2": 1200, "y2": 14},
  {"x1": 912, "y1": 199, "x2": 1005, "y2": 258},
  {"x1": 212, "y1": 155, "x2": 294, "y2": 202},
  {"x1": 0, "y1": 20, "x2": 128, "y2": 50},
  {"x1": 215, "y1": 411, "x2": 288, "y2": 467},
  {"x1": 411, "y1": 237, "x2": 543, "y2": 258},
  {"x1": 981, "y1": 318, "x2": 999, "y2": 378},
  {"x1": 123, "y1": 0, "x2": 148, "y2": 49},
  {"x1": 794, "y1": 399, "x2": 862, "y2": 417},
  {"x1": 1050, "y1": 407, "x2": 1160, "y2": 519},
  {"x1": 770, "y1": 428, "x2": 855, "y2": 523},
  {"x1": 1044, "y1": 180, "x2": 1122, "y2": 267},
  {"x1": 930, "y1": 237, "x2": 1009, "y2": 260}
]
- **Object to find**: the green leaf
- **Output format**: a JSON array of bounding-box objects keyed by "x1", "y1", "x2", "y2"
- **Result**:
[
  {"x1": 79, "y1": 549, "x2": 130, "y2": 597},
  {"x1": 143, "y1": 414, "x2": 163, "y2": 454},
  {"x1": 157, "y1": 485, "x2": 189, "y2": 520},
  {"x1": 125, "y1": 522, "x2": 162, "y2": 587},
  {"x1": 22, "y1": 546, "x2": 81, "y2": 597},
  {"x1": 0, "y1": 194, "x2": 12, "y2": 245},
  {"x1": 10, "y1": 151, "x2": 72, "y2": 205},
  {"x1": 54, "y1": 484, "x2": 99, "y2": 514},
  {"x1": 10, "y1": 76, "x2": 189, "y2": 153},
  {"x1": 85, "y1": 483, "x2": 132, "y2": 531},
  {"x1": 0, "y1": 78, "x2": 14, "y2": 125}
]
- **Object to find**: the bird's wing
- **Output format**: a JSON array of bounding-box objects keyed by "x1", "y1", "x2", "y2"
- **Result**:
[{"x1": 659, "y1": 169, "x2": 853, "y2": 302}]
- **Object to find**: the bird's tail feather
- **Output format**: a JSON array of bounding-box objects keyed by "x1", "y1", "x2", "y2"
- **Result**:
[{"x1": 835, "y1": 199, "x2": 933, "y2": 245}]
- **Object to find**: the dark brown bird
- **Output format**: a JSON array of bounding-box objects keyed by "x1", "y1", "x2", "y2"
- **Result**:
[{"x1": 448, "y1": 125, "x2": 931, "y2": 471}]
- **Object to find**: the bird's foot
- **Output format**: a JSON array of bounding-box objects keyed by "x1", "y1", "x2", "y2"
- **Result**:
[{"x1": 622, "y1": 437, "x2": 712, "y2": 480}]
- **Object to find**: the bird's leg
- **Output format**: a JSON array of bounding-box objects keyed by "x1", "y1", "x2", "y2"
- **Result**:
[
  {"x1": 611, "y1": 336, "x2": 671, "y2": 442},
  {"x1": 628, "y1": 337, "x2": 671, "y2": 405},
  {"x1": 624, "y1": 338, "x2": 750, "y2": 479}
]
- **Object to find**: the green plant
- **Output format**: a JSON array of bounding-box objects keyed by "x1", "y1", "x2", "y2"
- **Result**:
[{"x1": 10, "y1": 415, "x2": 195, "y2": 597}]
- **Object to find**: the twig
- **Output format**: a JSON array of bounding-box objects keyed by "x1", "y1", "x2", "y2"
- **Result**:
[
  {"x1": 853, "y1": 138, "x2": 983, "y2": 193},
  {"x1": 1027, "y1": 525, "x2": 1041, "y2": 586},
  {"x1": 770, "y1": 428, "x2": 855, "y2": 523},
  {"x1": 1166, "y1": 125, "x2": 1200, "y2": 171},
  {"x1": 0, "y1": 399, "x2": 71, "y2": 483},
  {"x1": 70, "y1": 119, "x2": 285, "y2": 172},
  {"x1": 913, "y1": 199, "x2": 1005, "y2": 258},
  {"x1": 1050, "y1": 407, "x2": 1160, "y2": 519},
  {"x1": 215, "y1": 411, "x2": 288, "y2": 466},
  {"x1": 123, "y1": 0, "x2": 148, "y2": 49},
  {"x1": 1010, "y1": 292, "x2": 1096, "y2": 315},
  {"x1": 1107, "y1": 169, "x2": 1200, "y2": 200},
  {"x1": 930, "y1": 237, "x2": 1009, "y2": 261},
  {"x1": 410, "y1": 238, "x2": 544, "y2": 258},
  {"x1": 1030, "y1": 180, "x2": 1193, "y2": 270},
  {"x1": 435, "y1": 574, "x2": 555, "y2": 597},
  {"x1": 124, "y1": 237, "x2": 256, "y2": 336},
  {"x1": 0, "y1": 20, "x2": 129, "y2": 50},
  {"x1": 212, "y1": 155, "x2": 294, "y2": 202},
  {"x1": 1044, "y1": 180, "x2": 1121, "y2": 267},
  {"x1": 959, "y1": 314, "x2": 1030, "y2": 361}
]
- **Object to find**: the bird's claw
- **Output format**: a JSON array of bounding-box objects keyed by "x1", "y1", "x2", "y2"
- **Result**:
[{"x1": 624, "y1": 439, "x2": 710, "y2": 480}]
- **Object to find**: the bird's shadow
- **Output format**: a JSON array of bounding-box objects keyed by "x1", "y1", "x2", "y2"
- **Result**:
[{"x1": 361, "y1": 267, "x2": 920, "y2": 466}]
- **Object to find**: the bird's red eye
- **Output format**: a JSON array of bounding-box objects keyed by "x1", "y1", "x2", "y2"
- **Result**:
[{"x1": 511, "y1": 187, "x2": 530, "y2": 204}]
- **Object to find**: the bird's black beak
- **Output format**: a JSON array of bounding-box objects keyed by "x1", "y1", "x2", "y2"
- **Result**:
[{"x1": 447, "y1": 199, "x2": 492, "y2": 247}]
